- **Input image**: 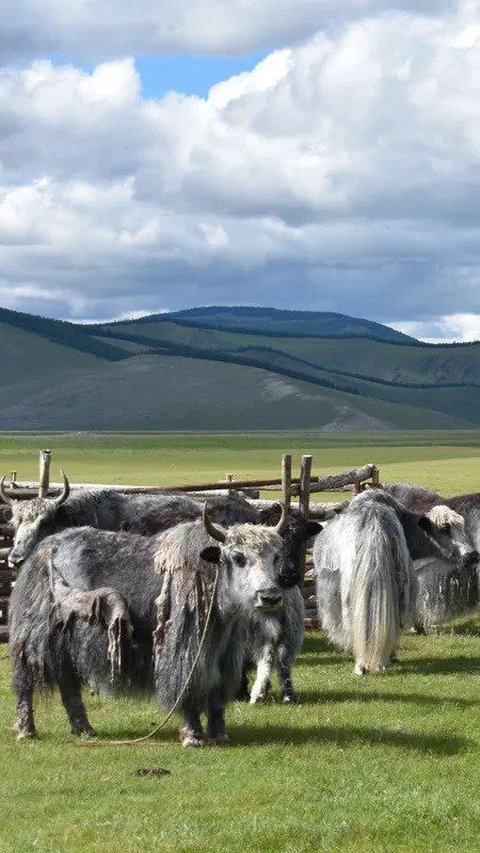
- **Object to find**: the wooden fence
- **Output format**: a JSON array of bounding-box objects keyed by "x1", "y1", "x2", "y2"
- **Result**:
[{"x1": 0, "y1": 450, "x2": 380, "y2": 641}]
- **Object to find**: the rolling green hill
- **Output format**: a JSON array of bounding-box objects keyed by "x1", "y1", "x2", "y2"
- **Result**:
[{"x1": 1, "y1": 305, "x2": 480, "y2": 430}]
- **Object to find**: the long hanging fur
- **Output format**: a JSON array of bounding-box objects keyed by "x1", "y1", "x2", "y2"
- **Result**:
[
  {"x1": 314, "y1": 498, "x2": 417, "y2": 673},
  {"x1": 349, "y1": 509, "x2": 404, "y2": 671}
]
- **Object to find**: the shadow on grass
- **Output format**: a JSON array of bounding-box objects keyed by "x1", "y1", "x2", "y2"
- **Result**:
[
  {"x1": 56, "y1": 721, "x2": 472, "y2": 756},
  {"x1": 229, "y1": 723, "x2": 471, "y2": 755},
  {"x1": 397, "y1": 655, "x2": 480, "y2": 675},
  {"x1": 298, "y1": 687, "x2": 480, "y2": 709},
  {"x1": 299, "y1": 634, "x2": 342, "y2": 666}
]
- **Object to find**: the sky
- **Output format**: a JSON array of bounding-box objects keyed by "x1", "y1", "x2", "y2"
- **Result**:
[{"x1": 0, "y1": 0, "x2": 479, "y2": 341}]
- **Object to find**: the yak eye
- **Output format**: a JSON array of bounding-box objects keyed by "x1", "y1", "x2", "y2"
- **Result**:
[
  {"x1": 232, "y1": 551, "x2": 246, "y2": 567},
  {"x1": 441, "y1": 523, "x2": 451, "y2": 534}
]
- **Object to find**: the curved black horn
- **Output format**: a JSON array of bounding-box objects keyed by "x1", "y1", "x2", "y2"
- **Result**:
[
  {"x1": 53, "y1": 470, "x2": 70, "y2": 507},
  {"x1": 272, "y1": 502, "x2": 288, "y2": 536},
  {"x1": 202, "y1": 502, "x2": 227, "y2": 543},
  {"x1": 0, "y1": 475, "x2": 15, "y2": 506}
]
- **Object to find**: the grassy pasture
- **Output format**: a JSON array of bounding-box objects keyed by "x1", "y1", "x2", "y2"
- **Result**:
[
  {"x1": 0, "y1": 431, "x2": 479, "y2": 852},
  {"x1": 2, "y1": 429, "x2": 480, "y2": 494}
]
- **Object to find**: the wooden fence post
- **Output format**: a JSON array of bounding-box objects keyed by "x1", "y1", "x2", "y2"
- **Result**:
[
  {"x1": 38, "y1": 450, "x2": 51, "y2": 498},
  {"x1": 282, "y1": 454, "x2": 292, "y2": 512},
  {"x1": 298, "y1": 454, "x2": 313, "y2": 586},
  {"x1": 299, "y1": 455, "x2": 312, "y2": 520}
]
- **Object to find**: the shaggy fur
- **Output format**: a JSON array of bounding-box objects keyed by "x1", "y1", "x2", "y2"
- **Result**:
[
  {"x1": 413, "y1": 555, "x2": 479, "y2": 633},
  {"x1": 8, "y1": 518, "x2": 289, "y2": 746},
  {"x1": 314, "y1": 497, "x2": 416, "y2": 674},
  {"x1": 313, "y1": 490, "x2": 470, "y2": 674}
]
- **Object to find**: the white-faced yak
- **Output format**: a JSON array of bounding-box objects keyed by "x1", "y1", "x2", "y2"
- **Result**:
[{"x1": 9, "y1": 503, "x2": 314, "y2": 747}]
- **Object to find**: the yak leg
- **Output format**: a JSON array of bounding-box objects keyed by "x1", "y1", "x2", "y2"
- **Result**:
[
  {"x1": 250, "y1": 645, "x2": 274, "y2": 704},
  {"x1": 236, "y1": 666, "x2": 251, "y2": 702},
  {"x1": 277, "y1": 644, "x2": 298, "y2": 704},
  {"x1": 207, "y1": 689, "x2": 229, "y2": 746},
  {"x1": 179, "y1": 706, "x2": 205, "y2": 748},
  {"x1": 58, "y1": 664, "x2": 96, "y2": 737},
  {"x1": 13, "y1": 658, "x2": 37, "y2": 740}
]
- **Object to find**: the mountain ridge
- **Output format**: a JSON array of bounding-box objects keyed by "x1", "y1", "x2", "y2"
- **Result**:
[{"x1": 1, "y1": 304, "x2": 480, "y2": 430}]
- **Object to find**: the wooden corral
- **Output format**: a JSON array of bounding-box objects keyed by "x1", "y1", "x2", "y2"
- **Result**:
[{"x1": 0, "y1": 450, "x2": 380, "y2": 641}]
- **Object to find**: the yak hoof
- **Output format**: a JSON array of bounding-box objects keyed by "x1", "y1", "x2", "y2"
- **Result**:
[
  {"x1": 353, "y1": 663, "x2": 367, "y2": 676},
  {"x1": 207, "y1": 733, "x2": 230, "y2": 746},
  {"x1": 181, "y1": 734, "x2": 205, "y2": 748},
  {"x1": 282, "y1": 694, "x2": 298, "y2": 704},
  {"x1": 74, "y1": 726, "x2": 97, "y2": 739},
  {"x1": 16, "y1": 728, "x2": 38, "y2": 741},
  {"x1": 249, "y1": 693, "x2": 265, "y2": 705},
  {"x1": 180, "y1": 727, "x2": 205, "y2": 748}
]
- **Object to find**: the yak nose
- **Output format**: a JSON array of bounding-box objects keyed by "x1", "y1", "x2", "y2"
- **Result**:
[
  {"x1": 8, "y1": 553, "x2": 23, "y2": 569},
  {"x1": 257, "y1": 588, "x2": 284, "y2": 611}
]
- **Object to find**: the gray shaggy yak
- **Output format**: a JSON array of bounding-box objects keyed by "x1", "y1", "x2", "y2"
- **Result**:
[
  {"x1": 313, "y1": 490, "x2": 466, "y2": 675},
  {"x1": 377, "y1": 483, "x2": 480, "y2": 630},
  {"x1": 413, "y1": 505, "x2": 479, "y2": 633},
  {"x1": 381, "y1": 481, "x2": 480, "y2": 554},
  {"x1": 240, "y1": 507, "x2": 322, "y2": 704},
  {"x1": 240, "y1": 585, "x2": 306, "y2": 704},
  {"x1": 8, "y1": 504, "x2": 293, "y2": 747},
  {"x1": 1, "y1": 472, "x2": 258, "y2": 569}
]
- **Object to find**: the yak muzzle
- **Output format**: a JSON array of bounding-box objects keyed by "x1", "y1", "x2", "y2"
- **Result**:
[
  {"x1": 8, "y1": 553, "x2": 23, "y2": 569},
  {"x1": 255, "y1": 588, "x2": 284, "y2": 612}
]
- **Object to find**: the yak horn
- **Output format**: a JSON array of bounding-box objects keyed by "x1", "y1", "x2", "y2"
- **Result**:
[
  {"x1": 0, "y1": 475, "x2": 15, "y2": 506},
  {"x1": 272, "y1": 502, "x2": 289, "y2": 536},
  {"x1": 53, "y1": 470, "x2": 70, "y2": 507},
  {"x1": 203, "y1": 502, "x2": 227, "y2": 543}
]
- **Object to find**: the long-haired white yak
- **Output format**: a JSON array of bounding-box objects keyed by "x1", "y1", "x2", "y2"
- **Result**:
[{"x1": 313, "y1": 490, "x2": 469, "y2": 675}]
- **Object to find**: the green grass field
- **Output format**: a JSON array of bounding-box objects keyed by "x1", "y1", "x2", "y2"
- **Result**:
[{"x1": 0, "y1": 432, "x2": 479, "y2": 852}]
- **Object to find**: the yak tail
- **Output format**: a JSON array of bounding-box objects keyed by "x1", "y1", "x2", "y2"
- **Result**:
[{"x1": 350, "y1": 513, "x2": 403, "y2": 672}]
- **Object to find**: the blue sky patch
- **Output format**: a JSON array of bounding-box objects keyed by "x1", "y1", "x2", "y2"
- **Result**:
[{"x1": 49, "y1": 52, "x2": 267, "y2": 100}]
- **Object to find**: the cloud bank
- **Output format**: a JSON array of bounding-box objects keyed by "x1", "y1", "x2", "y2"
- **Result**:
[{"x1": 0, "y1": 0, "x2": 479, "y2": 339}]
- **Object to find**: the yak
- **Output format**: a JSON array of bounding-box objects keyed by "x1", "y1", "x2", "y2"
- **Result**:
[
  {"x1": 9, "y1": 502, "x2": 312, "y2": 747},
  {"x1": 313, "y1": 489, "x2": 470, "y2": 674},
  {"x1": 378, "y1": 483, "x2": 480, "y2": 630},
  {"x1": 0, "y1": 472, "x2": 257, "y2": 569},
  {"x1": 412, "y1": 505, "x2": 479, "y2": 632},
  {"x1": 240, "y1": 506, "x2": 321, "y2": 704}
]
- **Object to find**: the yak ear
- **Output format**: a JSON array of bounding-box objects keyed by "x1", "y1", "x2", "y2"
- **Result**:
[
  {"x1": 200, "y1": 546, "x2": 221, "y2": 564},
  {"x1": 0, "y1": 506, "x2": 12, "y2": 522},
  {"x1": 307, "y1": 521, "x2": 322, "y2": 538},
  {"x1": 418, "y1": 516, "x2": 434, "y2": 534}
]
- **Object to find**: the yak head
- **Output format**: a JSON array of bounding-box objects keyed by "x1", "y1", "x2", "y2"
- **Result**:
[
  {"x1": 199, "y1": 503, "x2": 320, "y2": 613},
  {"x1": 356, "y1": 489, "x2": 477, "y2": 566},
  {"x1": 424, "y1": 505, "x2": 479, "y2": 566},
  {"x1": 1, "y1": 471, "x2": 69, "y2": 568}
]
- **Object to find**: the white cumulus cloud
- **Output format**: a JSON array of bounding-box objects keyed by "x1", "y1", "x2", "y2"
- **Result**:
[{"x1": 0, "y1": 1, "x2": 479, "y2": 333}]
